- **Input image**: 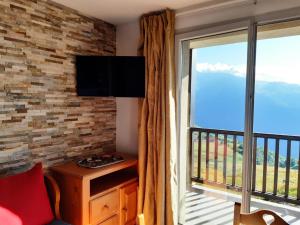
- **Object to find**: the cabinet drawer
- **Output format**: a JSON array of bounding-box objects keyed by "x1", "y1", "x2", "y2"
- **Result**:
[
  {"x1": 98, "y1": 215, "x2": 119, "y2": 225},
  {"x1": 90, "y1": 190, "x2": 119, "y2": 224}
]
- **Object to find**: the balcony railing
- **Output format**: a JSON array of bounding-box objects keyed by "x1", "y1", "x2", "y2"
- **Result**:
[{"x1": 190, "y1": 127, "x2": 300, "y2": 205}]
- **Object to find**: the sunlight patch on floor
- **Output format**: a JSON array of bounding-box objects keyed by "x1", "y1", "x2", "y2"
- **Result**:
[{"x1": 185, "y1": 188, "x2": 300, "y2": 225}]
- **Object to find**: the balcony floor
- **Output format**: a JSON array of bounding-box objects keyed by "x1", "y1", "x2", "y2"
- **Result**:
[{"x1": 185, "y1": 185, "x2": 300, "y2": 225}]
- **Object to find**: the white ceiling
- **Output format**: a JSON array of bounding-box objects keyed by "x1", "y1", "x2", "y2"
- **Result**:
[{"x1": 51, "y1": 0, "x2": 224, "y2": 25}]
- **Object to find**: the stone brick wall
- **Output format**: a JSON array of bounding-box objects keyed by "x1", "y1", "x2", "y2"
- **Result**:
[{"x1": 0, "y1": 0, "x2": 116, "y2": 173}]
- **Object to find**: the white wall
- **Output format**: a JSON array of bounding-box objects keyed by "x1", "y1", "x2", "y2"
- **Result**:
[
  {"x1": 115, "y1": 0, "x2": 300, "y2": 155},
  {"x1": 116, "y1": 21, "x2": 140, "y2": 155}
]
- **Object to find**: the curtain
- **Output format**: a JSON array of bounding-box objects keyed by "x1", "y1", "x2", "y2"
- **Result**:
[{"x1": 137, "y1": 9, "x2": 177, "y2": 225}]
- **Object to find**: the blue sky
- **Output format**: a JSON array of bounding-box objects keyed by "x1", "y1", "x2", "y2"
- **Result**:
[{"x1": 193, "y1": 35, "x2": 300, "y2": 85}]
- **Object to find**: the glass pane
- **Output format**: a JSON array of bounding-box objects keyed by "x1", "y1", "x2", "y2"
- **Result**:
[
  {"x1": 190, "y1": 31, "x2": 247, "y2": 131},
  {"x1": 251, "y1": 20, "x2": 300, "y2": 223},
  {"x1": 187, "y1": 30, "x2": 248, "y2": 225},
  {"x1": 254, "y1": 21, "x2": 300, "y2": 135}
]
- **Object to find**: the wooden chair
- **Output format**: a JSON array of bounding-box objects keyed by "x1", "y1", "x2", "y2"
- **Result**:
[
  {"x1": 233, "y1": 202, "x2": 289, "y2": 225},
  {"x1": 44, "y1": 174, "x2": 62, "y2": 220}
]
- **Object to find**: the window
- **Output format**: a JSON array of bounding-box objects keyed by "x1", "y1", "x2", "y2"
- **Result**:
[{"x1": 179, "y1": 18, "x2": 300, "y2": 225}]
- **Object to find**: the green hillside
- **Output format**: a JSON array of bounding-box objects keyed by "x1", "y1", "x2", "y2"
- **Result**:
[{"x1": 192, "y1": 135, "x2": 299, "y2": 198}]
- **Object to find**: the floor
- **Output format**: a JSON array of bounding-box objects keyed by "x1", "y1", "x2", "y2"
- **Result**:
[{"x1": 185, "y1": 185, "x2": 300, "y2": 225}]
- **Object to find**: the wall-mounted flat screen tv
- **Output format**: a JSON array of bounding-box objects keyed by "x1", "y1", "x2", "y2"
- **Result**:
[{"x1": 76, "y1": 56, "x2": 145, "y2": 97}]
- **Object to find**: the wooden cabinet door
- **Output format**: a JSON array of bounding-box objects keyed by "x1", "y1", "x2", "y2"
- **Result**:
[
  {"x1": 120, "y1": 182, "x2": 138, "y2": 225},
  {"x1": 98, "y1": 215, "x2": 119, "y2": 225}
]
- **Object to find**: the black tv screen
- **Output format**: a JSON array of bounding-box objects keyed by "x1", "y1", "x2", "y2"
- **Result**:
[{"x1": 76, "y1": 56, "x2": 145, "y2": 97}]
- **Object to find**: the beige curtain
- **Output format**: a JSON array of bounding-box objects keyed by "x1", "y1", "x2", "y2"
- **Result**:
[{"x1": 137, "y1": 9, "x2": 178, "y2": 225}]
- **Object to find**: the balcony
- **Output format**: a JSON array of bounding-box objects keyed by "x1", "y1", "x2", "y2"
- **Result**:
[
  {"x1": 185, "y1": 187, "x2": 300, "y2": 225},
  {"x1": 187, "y1": 127, "x2": 300, "y2": 224},
  {"x1": 190, "y1": 127, "x2": 300, "y2": 204}
]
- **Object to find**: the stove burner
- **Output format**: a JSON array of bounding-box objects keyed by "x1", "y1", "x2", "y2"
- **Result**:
[{"x1": 77, "y1": 154, "x2": 125, "y2": 169}]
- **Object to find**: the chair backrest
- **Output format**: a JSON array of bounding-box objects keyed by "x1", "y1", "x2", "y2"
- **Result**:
[{"x1": 233, "y1": 202, "x2": 289, "y2": 225}]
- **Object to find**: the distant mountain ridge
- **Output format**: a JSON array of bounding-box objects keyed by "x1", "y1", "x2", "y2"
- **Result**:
[{"x1": 191, "y1": 72, "x2": 300, "y2": 158}]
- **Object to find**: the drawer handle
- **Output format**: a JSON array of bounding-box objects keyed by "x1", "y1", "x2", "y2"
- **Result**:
[
  {"x1": 103, "y1": 204, "x2": 109, "y2": 209},
  {"x1": 122, "y1": 207, "x2": 128, "y2": 212}
]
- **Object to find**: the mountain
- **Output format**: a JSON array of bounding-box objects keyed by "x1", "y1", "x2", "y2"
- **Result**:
[
  {"x1": 191, "y1": 72, "x2": 245, "y2": 131},
  {"x1": 191, "y1": 72, "x2": 300, "y2": 158}
]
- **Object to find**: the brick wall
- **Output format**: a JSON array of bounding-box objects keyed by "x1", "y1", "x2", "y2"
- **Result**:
[{"x1": 0, "y1": 0, "x2": 116, "y2": 174}]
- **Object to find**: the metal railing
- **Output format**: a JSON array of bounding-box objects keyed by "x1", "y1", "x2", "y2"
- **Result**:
[{"x1": 190, "y1": 127, "x2": 300, "y2": 205}]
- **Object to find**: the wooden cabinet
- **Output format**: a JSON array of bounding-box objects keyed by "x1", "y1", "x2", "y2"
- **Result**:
[
  {"x1": 51, "y1": 154, "x2": 138, "y2": 225},
  {"x1": 98, "y1": 215, "x2": 119, "y2": 225},
  {"x1": 120, "y1": 182, "x2": 138, "y2": 225}
]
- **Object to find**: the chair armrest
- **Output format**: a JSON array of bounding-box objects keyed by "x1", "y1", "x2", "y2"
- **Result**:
[
  {"x1": 234, "y1": 202, "x2": 288, "y2": 225},
  {"x1": 44, "y1": 174, "x2": 61, "y2": 220}
]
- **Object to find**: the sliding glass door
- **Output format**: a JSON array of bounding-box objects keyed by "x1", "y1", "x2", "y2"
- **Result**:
[
  {"x1": 178, "y1": 17, "x2": 300, "y2": 225},
  {"x1": 250, "y1": 20, "x2": 300, "y2": 224},
  {"x1": 179, "y1": 23, "x2": 253, "y2": 225}
]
